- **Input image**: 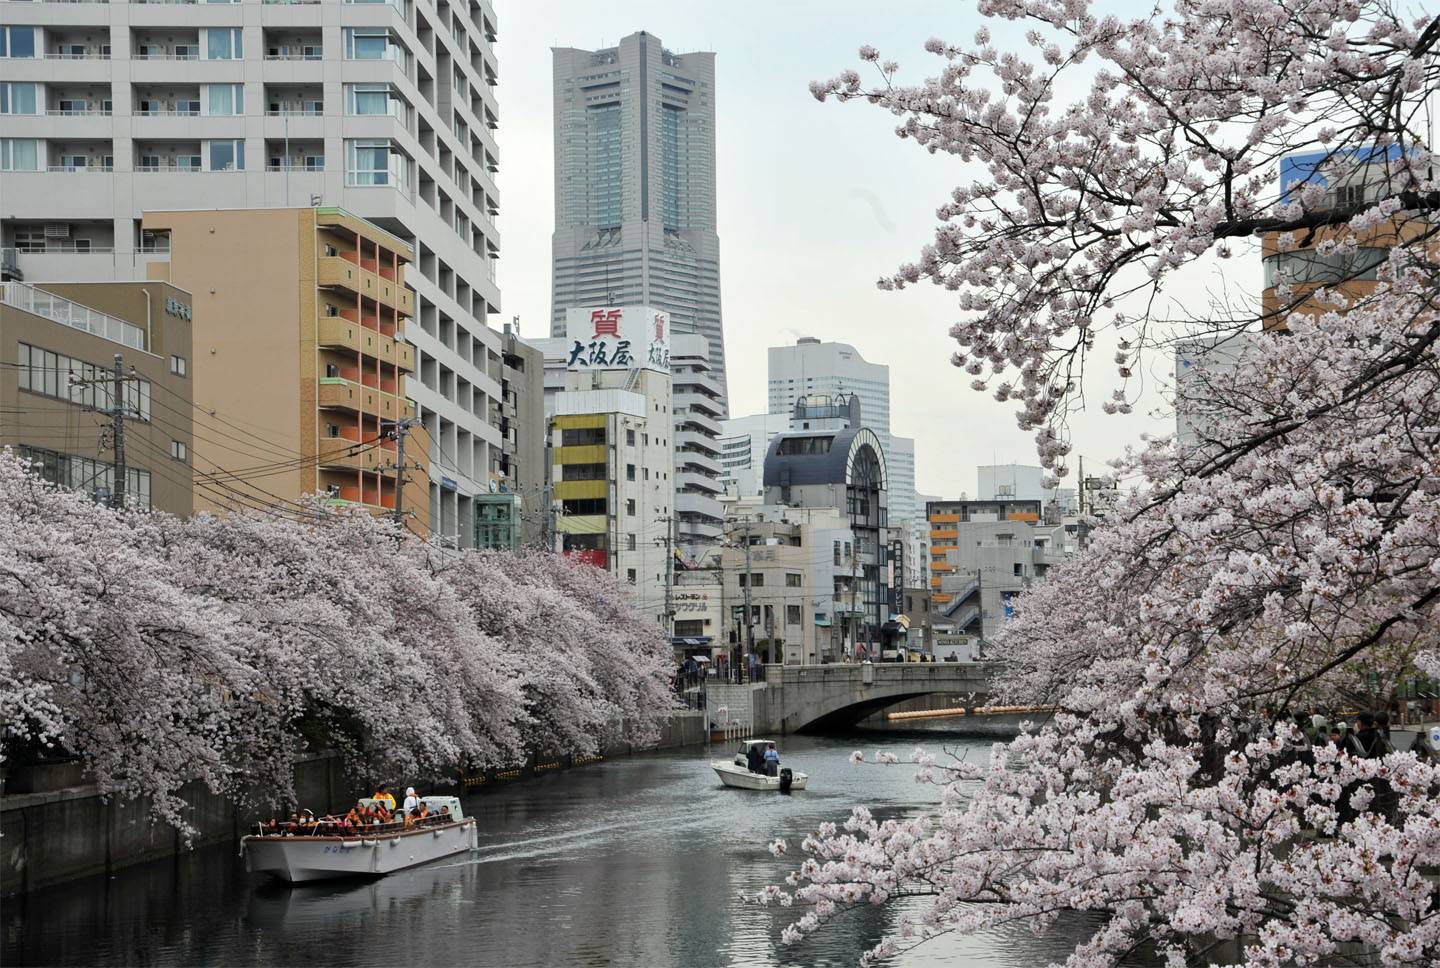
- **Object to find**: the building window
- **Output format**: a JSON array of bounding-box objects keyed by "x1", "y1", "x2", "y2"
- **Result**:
[
  {"x1": 0, "y1": 27, "x2": 37, "y2": 59},
  {"x1": 786, "y1": 605, "x2": 802, "y2": 626},
  {"x1": 785, "y1": 573, "x2": 802, "y2": 588},
  {"x1": 626, "y1": 569, "x2": 636, "y2": 584},
  {"x1": 0, "y1": 82, "x2": 37, "y2": 114},
  {"x1": 749, "y1": 573, "x2": 764, "y2": 587},
  {"x1": 626, "y1": 499, "x2": 636, "y2": 516},
  {"x1": 204, "y1": 83, "x2": 243, "y2": 116},
  {"x1": 345, "y1": 139, "x2": 408, "y2": 189},
  {"x1": 170, "y1": 440, "x2": 187, "y2": 462},
  {"x1": 344, "y1": 28, "x2": 402, "y2": 65},
  {"x1": 207, "y1": 139, "x2": 245, "y2": 171},
  {"x1": 626, "y1": 463, "x2": 635, "y2": 481},
  {"x1": 169, "y1": 355, "x2": 186, "y2": 377},
  {"x1": 0, "y1": 138, "x2": 39, "y2": 171},
  {"x1": 626, "y1": 533, "x2": 636, "y2": 551},
  {"x1": 327, "y1": 423, "x2": 340, "y2": 438},
  {"x1": 204, "y1": 28, "x2": 243, "y2": 60},
  {"x1": 17, "y1": 343, "x2": 151, "y2": 419},
  {"x1": 642, "y1": 467, "x2": 649, "y2": 480},
  {"x1": 345, "y1": 83, "x2": 404, "y2": 120},
  {"x1": 626, "y1": 429, "x2": 636, "y2": 446},
  {"x1": 1013, "y1": 562, "x2": 1024, "y2": 577}
]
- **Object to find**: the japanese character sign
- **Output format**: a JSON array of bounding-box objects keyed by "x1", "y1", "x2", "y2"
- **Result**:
[{"x1": 564, "y1": 306, "x2": 671, "y2": 373}]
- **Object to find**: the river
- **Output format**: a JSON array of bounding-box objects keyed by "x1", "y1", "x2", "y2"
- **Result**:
[{"x1": 4, "y1": 729, "x2": 1121, "y2": 968}]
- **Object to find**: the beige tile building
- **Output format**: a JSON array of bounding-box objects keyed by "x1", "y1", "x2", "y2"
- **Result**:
[{"x1": 143, "y1": 206, "x2": 428, "y2": 531}]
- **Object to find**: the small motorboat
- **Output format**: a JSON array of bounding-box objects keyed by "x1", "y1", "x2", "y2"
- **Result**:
[
  {"x1": 712, "y1": 739, "x2": 808, "y2": 792},
  {"x1": 242, "y1": 796, "x2": 477, "y2": 883}
]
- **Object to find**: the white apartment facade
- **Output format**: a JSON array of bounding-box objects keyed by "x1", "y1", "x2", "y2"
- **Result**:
[
  {"x1": 669, "y1": 332, "x2": 722, "y2": 553},
  {"x1": 0, "y1": 0, "x2": 504, "y2": 547}
]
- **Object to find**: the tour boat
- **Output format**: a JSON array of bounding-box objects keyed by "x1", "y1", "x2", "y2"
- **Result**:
[
  {"x1": 241, "y1": 796, "x2": 477, "y2": 883},
  {"x1": 712, "y1": 739, "x2": 808, "y2": 792}
]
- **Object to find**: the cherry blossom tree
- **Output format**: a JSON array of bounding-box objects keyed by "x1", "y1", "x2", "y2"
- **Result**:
[
  {"x1": 768, "y1": 2, "x2": 1440, "y2": 964},
  {"x1": 0, "y1": 451, "x2": 672, "y2": 832}
]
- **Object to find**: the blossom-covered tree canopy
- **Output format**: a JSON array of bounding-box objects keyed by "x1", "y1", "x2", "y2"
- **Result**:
[
  {"x1": 771, "y1": 2, "x2": 1440, "y2": 965},
  {"x1": 0, "y1": 452, "x2": 673, "y2": 831}
]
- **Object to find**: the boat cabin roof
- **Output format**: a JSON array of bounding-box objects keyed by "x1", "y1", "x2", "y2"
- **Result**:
[{"x1": 737, "y1": 739, "x2": 775, "y2": 751}]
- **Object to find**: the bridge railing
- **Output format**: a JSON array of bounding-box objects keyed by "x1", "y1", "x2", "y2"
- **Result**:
[{"x1": 761, "y1": 662, "x2": 995, "y2": 687}]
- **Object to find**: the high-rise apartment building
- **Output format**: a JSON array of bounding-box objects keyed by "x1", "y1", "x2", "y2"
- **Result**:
[
  {"x1": 0, "y1": 0, "x2": 503, "y2": 547},
  {"x1": 669, "y1": 332, "x2": 723, "y2": 552},
  {"x1": 549, "y1": 31, "x2": 727, "y2": 413},
  {"x1": 767, "y1": 338, "x2": 918, "y2": 527}
]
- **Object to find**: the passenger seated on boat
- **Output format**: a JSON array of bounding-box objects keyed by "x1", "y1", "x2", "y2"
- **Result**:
[{"x1": 416, "y1": 802, "x2": 431, "y2": 822}]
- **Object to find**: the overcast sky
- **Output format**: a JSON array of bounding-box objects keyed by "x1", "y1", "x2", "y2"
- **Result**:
[{"x1": 494, "y1": 1, "x2": 1262, "y2": 497}]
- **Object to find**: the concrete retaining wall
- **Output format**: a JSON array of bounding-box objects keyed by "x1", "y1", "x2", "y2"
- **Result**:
[
  {"x1": 1, "y1": 753, "x2": 350, "y2": 897},
  {"x1": 0, "y1": 711, "x2": 707, "y2": 898}
]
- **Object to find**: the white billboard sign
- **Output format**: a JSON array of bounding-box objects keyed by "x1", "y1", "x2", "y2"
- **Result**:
[{"x1": 563, "y1": 306, "x2": 670, "y2": 372}]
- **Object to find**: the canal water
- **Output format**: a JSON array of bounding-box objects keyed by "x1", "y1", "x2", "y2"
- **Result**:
[{"x1": 4, "y1": 730, "x2": 1123, "y2": 967}]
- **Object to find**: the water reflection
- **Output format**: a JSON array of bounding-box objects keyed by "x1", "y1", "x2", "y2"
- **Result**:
[{"x1": 4, "y1": 731, "x2": 1139, "y2": 967}]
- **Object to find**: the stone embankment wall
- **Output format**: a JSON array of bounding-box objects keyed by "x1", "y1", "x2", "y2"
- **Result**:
[{"x1": 0, "y1": 711, "x2": 706, "y2": 897}]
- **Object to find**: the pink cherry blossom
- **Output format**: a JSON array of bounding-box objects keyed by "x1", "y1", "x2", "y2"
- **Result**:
[
  {"x1": 774, "y1": 2, "x2": 1440, "y2": 964},
  {"x1": 0, "y1": 452, "x2": 673, "y2": 835}
]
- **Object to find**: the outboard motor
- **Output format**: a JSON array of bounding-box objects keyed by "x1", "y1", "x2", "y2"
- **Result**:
[{"x1": 779, "y1": 768, "x2": 793, "y2": 794}]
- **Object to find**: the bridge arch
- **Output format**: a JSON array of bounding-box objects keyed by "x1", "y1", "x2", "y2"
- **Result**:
[{"x1": 752, "y1": 663, "x2": 995, "y2": 734}]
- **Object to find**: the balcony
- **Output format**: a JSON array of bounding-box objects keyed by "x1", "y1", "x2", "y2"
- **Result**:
[
  {"x1": 317, "y1": 318, "x2": 414, "y2": 371},
  {"x1": 317, "y1": 376, "x2": 413, "y2": 421},
  {"x1": 675, "y1": 408, "x2": 723, "y2": 438},
  {"x1": 317, "y1": 439, "x2": 384, "y2": 472},
  {"x1": 677, "y1": 448, "x2": 722, "y2": 476},
  {"x1": 318, "y1": 255, "x2": 412, "y2": 315}
]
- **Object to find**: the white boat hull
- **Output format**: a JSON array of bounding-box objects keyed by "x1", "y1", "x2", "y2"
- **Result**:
[
  {"x1": 712, "y1": 761, "x2": 808, "y2": 791},
  {"x1": 242, "y1": 820, "x2": 476, "y2": 883}
]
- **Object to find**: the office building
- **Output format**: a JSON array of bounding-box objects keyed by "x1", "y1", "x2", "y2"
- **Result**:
[
  {"x1": 547, "y1": 305, "x2": 675, "y2": 624},
  {"x1": 1, "y1": 278, "x2": 193, "y2": 515},
  {"x1": 549, "y1": 31, "x2": 727, "y2": 412},
  {"x1": 0, "y1": 0, "x2": 503, "y2": 546},
  {"x1": 763, "y1": 426, "x2": 889, "y2": 657},
  {"x1": 767, "y1": 337, "x2": 917, "y2": 527},
  {"x1": 143, "y1": 206, "x2": 429, "y2": 530},
  {"x1": 718, "y1": 412, "x2": 787, "y2": 498}
]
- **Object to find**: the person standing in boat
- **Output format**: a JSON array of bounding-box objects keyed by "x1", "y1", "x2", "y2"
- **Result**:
[
  {"x1": 402, "y1": 786, "x2": 421, "y2": 816},
  {"x1": 373, "y1": 783, "x2": 396, "y2": 813},
  {"x1": 746, "y1": 743, "x2": 764, "y2": 774},
  {"x1": 764, "y1": 743, "x2": 781, "y2": 777}
]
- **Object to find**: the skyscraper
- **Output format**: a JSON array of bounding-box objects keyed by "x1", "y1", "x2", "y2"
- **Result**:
[
  {"x1": 549, "y1": 31, "x2": 727, "y2": 414},
  {"x1": 767, "y1": 338, "x2": 918, "y2": 527},
  {"x1": 0, "y1": 0, "x2": 505, "y2": 548}
]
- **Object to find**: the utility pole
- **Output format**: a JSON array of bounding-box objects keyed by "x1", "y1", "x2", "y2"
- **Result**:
[
  {"x1": 659, "y1": 512, "x2": 676, "y2": 637},
  {"x1": 110, "y1": 354, "x2": 126, "y2": 509},
  {"x1": 849, "y1": 536, "x2": 859, "y2": 659},
  {"x1": 389, "y1": 416, "x2": 414, "y2": 526},
  {"x1": 741, "y1": 516, "x2": 755, "y2": 663}
]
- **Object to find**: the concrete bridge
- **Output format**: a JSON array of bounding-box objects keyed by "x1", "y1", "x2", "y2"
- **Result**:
[{"x1": 710, "y1": 662, "x2": 997, "y2": 735}]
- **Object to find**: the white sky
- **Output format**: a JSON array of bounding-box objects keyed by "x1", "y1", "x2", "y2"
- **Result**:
[{"x1": 494, "y1": 1, "x2": 1262, "y2": 496}]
